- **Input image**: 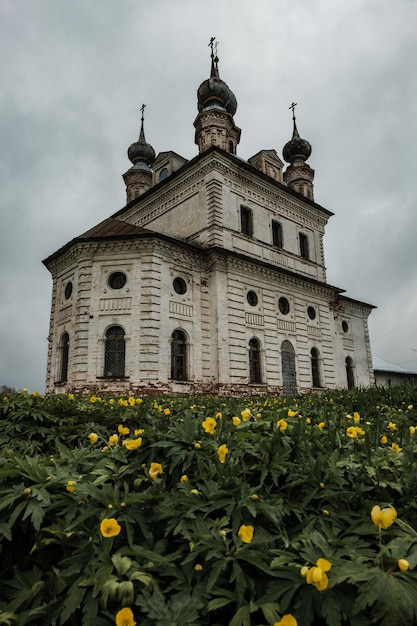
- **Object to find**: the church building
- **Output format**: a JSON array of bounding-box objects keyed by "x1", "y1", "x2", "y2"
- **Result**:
[{"x1": 43, "y1": 42, "x2": 375, "y2": 395}]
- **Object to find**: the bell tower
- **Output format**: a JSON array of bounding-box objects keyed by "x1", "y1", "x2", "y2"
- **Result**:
[{"x1": 194, "y1": 38, "x2": 241, "y2": 155}]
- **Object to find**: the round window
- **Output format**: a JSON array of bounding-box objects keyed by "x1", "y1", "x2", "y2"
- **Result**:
[
  {"x1": 64, "y1": 281, "x2": 73, "y2": 300},
  {"x1": 173, "y1": 277, "x2": 187, "y2": 294},
  {"x1": 108, "y1": 272, "x2": 127, "y2": 290},
  {"x1": 278, "y1": 297, "x2": 290, "y2": 315},
  {"x1": 342, "y1": 320, "x2": 349, "y2": 333},
  {"x1": 247, "y1": 291, "x2": 258, "y2": 307},
  {"x1": 307, "y1": 306, "x2": 316, "y2": 320}
]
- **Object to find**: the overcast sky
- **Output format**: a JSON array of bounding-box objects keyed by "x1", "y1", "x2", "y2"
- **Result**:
[{"x1": 1, "y1": 0, "x2": 417, "y2": 392}]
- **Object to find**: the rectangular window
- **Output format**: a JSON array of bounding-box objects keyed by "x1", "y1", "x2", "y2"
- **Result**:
[
  {"x1": 272, "y1": 220, "x2": 283, "y2": 248},
  {"x1": 240, "y1": 206, "x2": 253, "y2": 237},
  {"x1": 299, "y1": 232, "x2": 309, "y2": 260}
]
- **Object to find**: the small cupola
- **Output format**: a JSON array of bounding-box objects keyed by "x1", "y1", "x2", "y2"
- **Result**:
[
  {"x1": 194, "y1": 38, "x2": 241, "y2": 155},
  {"x1": 282, "y1": 103, "x2": 315, "y2": 201},
  {"x1": 123, "y1": 104, "x2": 156, "y2": 203}
]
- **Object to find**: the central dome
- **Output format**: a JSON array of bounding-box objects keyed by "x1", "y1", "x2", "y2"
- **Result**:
[{"x1": 197, "y1": 54, "x2": 237, "y2": 116}]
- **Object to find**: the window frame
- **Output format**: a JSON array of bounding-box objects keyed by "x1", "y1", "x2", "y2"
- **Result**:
[
  {"x1": 272, "y1": 220, "x2": 283, "y2": 249},
  {"x1": 104, "y1": 325, "x2": 126, "y2": 378},
  {"x1": 171, "y1": 329, "x2": 188, "y2": 381},
  {"x1": 299, "y1": 232, "x2": 310, "y2": 260},
  {"x1": 249, "y1": 337, "x2": 262, "y2": 384},
  {"x1": 58, "y1": 332, "x2": 69, "y2": 383},
  {"x1": 311, "y1": 347, "x2": 321, "y2": 388},
  {"x1": 240, "y1": 206, "x2": 253, "y2": 237}
]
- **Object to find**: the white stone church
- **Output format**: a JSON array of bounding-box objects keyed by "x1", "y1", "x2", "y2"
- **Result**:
[{"x1": 43, "y1": 43, "x2": 375, "y2": 396}]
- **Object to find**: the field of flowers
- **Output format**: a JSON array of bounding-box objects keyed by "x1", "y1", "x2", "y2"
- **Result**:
[{"x1": 1, "y1": 386, "x2": 417, "y2": 626}]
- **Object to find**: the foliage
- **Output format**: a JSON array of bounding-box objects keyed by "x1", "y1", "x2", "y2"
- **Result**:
[{"x1": 1, "y1": 385, "x2": 417, "y2": 625}]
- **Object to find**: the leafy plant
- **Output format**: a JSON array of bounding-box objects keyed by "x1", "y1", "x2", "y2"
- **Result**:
[{"x1": 1, "y1": 386, "x2": 417, "y2": 624}]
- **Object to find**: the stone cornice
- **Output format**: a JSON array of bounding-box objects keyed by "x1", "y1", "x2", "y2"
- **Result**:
[{"x1": 114, "y1": 147, "x2": 332, "y2": 231}]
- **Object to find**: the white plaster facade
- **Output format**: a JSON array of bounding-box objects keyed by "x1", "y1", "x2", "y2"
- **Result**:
[{"x1": 43, "y1": 50, "x2": 375, "y2": 396}]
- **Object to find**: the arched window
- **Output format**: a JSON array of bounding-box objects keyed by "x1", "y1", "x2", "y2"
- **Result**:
[
  {"x1": 171, "y1": 330, "x2": 187, "y2": 381},
  {"x1": 59, "y1": 332, "x2": 69, "y2": 382},
  {"x1": 281, "y1": 340, "x2": 297, "y2": 396},
  {"x1": 346, "y1": 356, "x2": 355, "y2": 390},
  {"x1": 311, "y1": 347, "x2": 321, "y2": 388},
  {"x1": 249, "y1": 338, "x2": 262, "y2": 383},
  {"x1": 104, "y1": 326, "x2": 125, "y2": 378}
]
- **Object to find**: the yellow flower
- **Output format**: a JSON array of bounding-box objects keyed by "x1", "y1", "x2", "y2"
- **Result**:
[
  {"x1": 391, "y1": 442, "x2": 402, "y2": 452},
  {"x1": 149, "y1": 462, "x2": 163, "y2": 479},
  {"x1": 238, "y1": 524, "x2": 254, "y2": 544},
  {"x1": 398, "y1": 558, "x2": 410, "y2": 571},
  {"x1": 410, "y1": 426, "x2": 416, "y2": 435},
  {"x1": 274, "y1": 615, "x2": 298, "y2": 626},
  {"x1": 317, "y1": 422, "x2": 325, "y2": 429},
  {"x1": 115, "y1": 607, "x2": 136, "y2": 626},
  {"x1": 66, "y1": 480, "x2": 76, "y2": 493},
  {"x1": 90, "y1": 396, "x2": 97, "y2": 403},
  {"x1": 306, "y1": 417, "x2": 311, "y2": 424},
  {"x1": 194, "y1": 442, "x2": 201, "y2": 450},
  {"x1": 217, "y1": 443, "x2": 229, "y2": 463},
  {"x1": 136, "y1": 397, "x2": 143, "y2": 404},
  {"x1": 380, "y1": 435, "x2": 388, "y2": 444},
  {"x1": 164, "y1": 408, "x2": 171, "y2": 415},
  {"x1": 353, "y1": 412, "x2": 361, "y2": 423},
  {"x1": 388, "y1": 421, "x2": 397, "y2": 431},
  {"x1": 408, "y1": 405, "x2": 413, "y2": 411},
  {"x1": 180, "y1": 474, "x2": 189, "y2": 482},
  {"x1": 134, "y1": 428, "x2": 144, "y2": 436},
  {"x1": 100, "y1": 518, "x2": 121, "y2": 538},
  {"x1": 316, "y1": 558, "x2": 332, "y2": 572},
  {"x1": 123, "y1": 438, "x2": 142, "y2": 450},
  {"x1": 241, "y1": 408, "x2": 251, "y2": 421},
  {"x1": 67, "y1": 393, "x2": 74, "y2": 400},
  {"x1": 232, "y1": 416, "x2": 241, "y2": 426},
  {"x1": 88, "y1": 432, "x2": 98, "y2": 444},
  {"x1": 300, "y1": 566, "x2": 309, "y2": 577},
  {"x1": 288, "y1": 409, "x2": 298, "y2": 417},
  {"x1": 190, "y1": 489, "x2": 200, "y2": 495},
  {"x1": 215, "y1": 412, "x2": 223, "y2": 420},
  {"x1": 277, "y1": 419, "x2": 288, "y2": 431},
  {"x1": 346, "y1": 426, "x2": 365, "y2": 438},
  {"x1": 108, "y1": 434, "x2": 119, "y2": 446},
  {"x1": 128, "y1": 396, "x2": 136, "y2": 406},
  {"x1": 118, "y1": 424, "x2": 130, "y2": 435},
  {"x1": 194, "y1": 563, "x2": 203, "y2": 571},
  {"x1": 306, "y1": 558, "x2": 332, "y2": 591},
  {"x1": 202, "y1": 417, "x2": 217, "y2": 434},
  {"x1": 371, "y1": 504, "x2": 397, "y2": 529}
]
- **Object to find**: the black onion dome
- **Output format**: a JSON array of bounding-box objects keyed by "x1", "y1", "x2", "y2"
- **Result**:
[
  {"x1": 127, "y1": 118, "x2": 156, "y2": 167},
  {"x1": 283, "y1": 120, "x2": 312, "y2": 163},
  {"x1": 197, "y1": 55, "x2": 237, "y2": 116}
]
